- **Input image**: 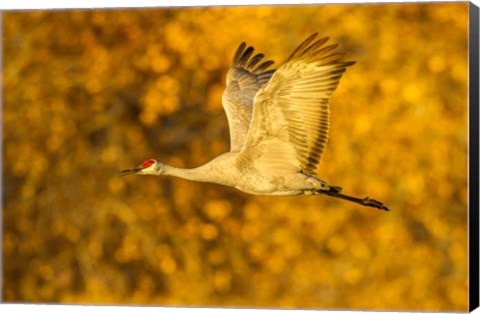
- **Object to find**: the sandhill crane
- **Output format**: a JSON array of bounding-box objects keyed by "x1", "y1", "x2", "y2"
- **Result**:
[{"x1": 120, "y1": 33, "x2": 389, "y2": 211}]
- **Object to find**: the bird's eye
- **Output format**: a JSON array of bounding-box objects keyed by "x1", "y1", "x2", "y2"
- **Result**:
[{"x1": 142, "y1": 159, "x2": 155, "y2": 168}]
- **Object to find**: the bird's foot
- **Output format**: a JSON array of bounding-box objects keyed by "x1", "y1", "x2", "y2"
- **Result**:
[{"x1": 362, "y1": 197, "x2": 390, "y2": 211}]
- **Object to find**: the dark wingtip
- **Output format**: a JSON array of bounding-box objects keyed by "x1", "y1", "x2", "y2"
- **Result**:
[{"x1": 232, "y1": 42, "x2": 247, "y2": 64}]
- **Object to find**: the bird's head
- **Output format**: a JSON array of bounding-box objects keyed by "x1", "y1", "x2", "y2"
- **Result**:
[{"x1": 119, "y1": 159, "x2": 164, "y2": 176}]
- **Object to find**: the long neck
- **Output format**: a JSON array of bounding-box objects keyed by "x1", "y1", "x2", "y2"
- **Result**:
[
  {"x1": 156, "y1": 153, "x2": 237, "y2": 185},
  {"x1": 161, "y1": 163, "x2": 213, "y2": 183}
]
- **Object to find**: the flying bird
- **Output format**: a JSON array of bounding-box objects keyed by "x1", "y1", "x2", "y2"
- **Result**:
[{"x1": 120, "y1": 33, "x2": 389, "y2": 211}]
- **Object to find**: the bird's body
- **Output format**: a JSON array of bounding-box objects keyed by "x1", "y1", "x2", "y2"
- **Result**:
[
  {"x1": 121, "y1": 33, "x2": 389, "y2": 211},
  {"x1": 155, "y1": 152, "x2": 332, "y2": 196}
]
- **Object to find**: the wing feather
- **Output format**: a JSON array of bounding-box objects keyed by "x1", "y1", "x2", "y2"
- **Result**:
[
  {"x1": 239, "y1": 34, "x2": 355, "y2": 175},
  {"x1": 222, "y1": 43, "x2": 276, "y2": 152}
]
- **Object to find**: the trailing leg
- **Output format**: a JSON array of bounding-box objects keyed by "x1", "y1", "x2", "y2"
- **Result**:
[{"x1": 325, "y1": 190, "x2": 390, "y2": 211}]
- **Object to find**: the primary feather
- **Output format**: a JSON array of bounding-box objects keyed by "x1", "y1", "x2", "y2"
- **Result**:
[{"x1": 222, "y1": 42, "x2": 276, "y2": 152}]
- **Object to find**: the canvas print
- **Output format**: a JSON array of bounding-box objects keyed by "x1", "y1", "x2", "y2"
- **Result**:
[{"x1": 2, "y1": 2, "x2": 471, "y2": 311}]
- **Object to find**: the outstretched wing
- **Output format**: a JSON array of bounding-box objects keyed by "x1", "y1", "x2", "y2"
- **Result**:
[
  {"x1": 238, "y1": 33, "x2": 355, "y2": 175},
  {"x1": 222, "y1": 42, "x2": 275, "y2": 152}
]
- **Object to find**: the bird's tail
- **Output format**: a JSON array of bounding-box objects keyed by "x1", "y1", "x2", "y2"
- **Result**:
[{"x1": 329, "y1": 185, "x2": 342, "y2": 193}]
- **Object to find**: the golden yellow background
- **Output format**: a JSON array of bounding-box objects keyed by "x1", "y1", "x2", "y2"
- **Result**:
[{"x1": 3, "y1": 3, "x2": 469, "y2": 311}]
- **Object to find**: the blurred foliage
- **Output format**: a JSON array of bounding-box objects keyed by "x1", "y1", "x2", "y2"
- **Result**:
[{"x1": 2, "y1": 3, "x2": 469, "y2": 311}]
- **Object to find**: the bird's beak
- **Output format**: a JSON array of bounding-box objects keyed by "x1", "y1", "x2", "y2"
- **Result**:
[{"x1": 118, "y1": 166, "x2": 143, "y2": 176}]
